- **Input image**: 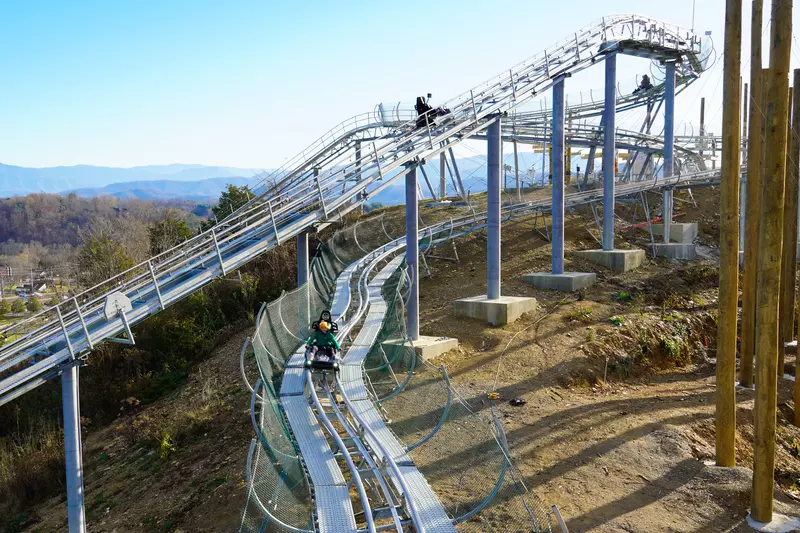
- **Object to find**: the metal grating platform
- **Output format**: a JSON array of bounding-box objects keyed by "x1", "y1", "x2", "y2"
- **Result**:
[
  {"x1": 349, "y1": 398, "x2": 413, "y2": 466},
  {"x1": 315, "y1": 486, "x2": 359, "y2": 533},
  {"x1": 395, "y1": 466, "x2": 458, "y2": 532},
  {"x1": 281, "y1": 395, "x2": 346, "y2": 488}
]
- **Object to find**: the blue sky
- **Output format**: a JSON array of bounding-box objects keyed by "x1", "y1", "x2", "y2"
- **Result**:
[{"x1": 0, "y1": 0, "x2": 796, "y2": 170}]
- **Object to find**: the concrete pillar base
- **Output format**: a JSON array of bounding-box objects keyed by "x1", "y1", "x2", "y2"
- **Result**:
[
  {"x1": 649, "y1": 222, "x2": 698, "y2": 243},
  {"x1": 651, "y1": 243, "x2": 697, "y2": 261},
  {"x1": 453, "y1": 295, "x2": 538, "y2": 326},
  {"x1": 574, "y1": 249, "x2": 645, "y2": 273},
  {"x1": 384, "y1": 335, "x2": 459, "y2": 361},
  {"x1": 425, "y1": 200, "x2": 452, "y2": 208},
  {"x1": 522, "y1": 272, "x2": 597, "y2": 292}
]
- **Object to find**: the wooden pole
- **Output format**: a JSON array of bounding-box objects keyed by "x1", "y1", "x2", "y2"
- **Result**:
[
  {"x1": 752, "y1": 0, "x2": 793, "y2": 522},
  {"x1": 716, "y1": 0, "x2": 742, "y2": 468},
  {"x1": 791, "y1": 73, "x2": 800, "y2": 427},
  {"x1": 740, "y1": 0, "x2": 764, "y2": 388},
  {"x1": 780, "y1": 85, "x2": 798, "y2": 362},
  {"x1": 741, "y1": 82, "x2": 749, "y2": 252}
]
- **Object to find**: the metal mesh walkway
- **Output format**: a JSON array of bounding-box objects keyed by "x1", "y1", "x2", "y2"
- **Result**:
[{"x1": 340, "y1": 255, "x2": 458, "y2": 532}]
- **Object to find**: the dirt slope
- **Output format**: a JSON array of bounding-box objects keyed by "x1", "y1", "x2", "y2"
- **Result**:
[{"x1": 16, "y1": 330, "x2": 254, "y2": 533}]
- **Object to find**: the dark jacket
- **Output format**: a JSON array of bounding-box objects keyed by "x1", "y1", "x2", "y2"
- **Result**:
[{"x1": 306, "y1": 330, "x2": 340, "y2": 349}]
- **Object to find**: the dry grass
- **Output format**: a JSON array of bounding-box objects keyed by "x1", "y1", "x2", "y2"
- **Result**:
[{"x1": 0, "y1": 418, "x2": 65, "y2": 524}]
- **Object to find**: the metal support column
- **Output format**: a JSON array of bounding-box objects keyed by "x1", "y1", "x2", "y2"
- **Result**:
[
  {"x1": 602, "y1": 53, "x2": 617, "y2": 251},
  {"x1": 297, "y1": 231, "x2": 309, "y2": 339},
  {"x1": 405, "y1": 165, "x2": 420, "y2": 341},
  {"x1": 513, "y1": 139, "x2": 521, "y2": 200},
  {"x1": 447, "y1": 147, "x2": 467, "y2": 199},
  {"x1": 663, "y1": 60, "x2": 676, "y2": 243},
  {"x1": 552, "y1": 77, "x2": 566, "y2": 274},
  {"x1": 62, "y1": 362, "x2": 86, "y2": 533},
  {"x1": 487, "y1": 117, "x2": 502, "y2": 299},
  {"x1": 439, "y1": 152, "x2": 447, "y2": 199},
  {"x1": 662, "y1": 189, "x2": 673, "y2": 243}
]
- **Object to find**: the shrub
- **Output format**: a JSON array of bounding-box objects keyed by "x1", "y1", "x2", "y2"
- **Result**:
[
  {"x1": 25, "y1": 298, "x2": 42, "y2": 313},
  {"x1": 10, "y1": 299, "x2": 24, "y2": 314},
  {"x1": 564, "y1": 306, "x2": 593, "y2": 323}
]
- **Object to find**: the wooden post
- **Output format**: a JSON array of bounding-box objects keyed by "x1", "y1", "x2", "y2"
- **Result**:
[
  {"x1": 752, "y1": 0, "x2": 793, "y2": 522},
  {"x1": 780, "y1": 85, "x2": 798, "y2": 363},
  {"x1": 792, "y1": 74, "x2": 800, "y2": 428},
  {"x1": 740, "y1": 0, "x2": 765, "y2": 388},
  {"x1": 716, "y1": 0, "x2": 742, "y2": 468}
]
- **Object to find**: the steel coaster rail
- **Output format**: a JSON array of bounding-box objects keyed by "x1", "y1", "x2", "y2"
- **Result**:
[
  {"x1": 305, "y1": 372, "x2": 377, "y2": 533},
  {"x1": 332, "y1": 258, "x2": 429, "y2": 533},
  {"x1": 0, "y1": 14, "x2": 705, "y2": 407},
  {"x1": 248, "y1": 165, "x2": 722, "y2": 533},
  {"x1": 322, "y1": 380, "x2": 406, "y2": 533},
  {"x1": 231, "y1": 14, "x2": 707, "y2": 221}
]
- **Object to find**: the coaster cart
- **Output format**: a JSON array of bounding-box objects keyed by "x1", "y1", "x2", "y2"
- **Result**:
[{"x1": 303, "y1": 310, "x2": 341, "y2": 373}]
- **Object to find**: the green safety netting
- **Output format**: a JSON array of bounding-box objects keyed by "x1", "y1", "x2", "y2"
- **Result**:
[{"x1": 240, "y1": 211, "x2": 562, "y2": 533}]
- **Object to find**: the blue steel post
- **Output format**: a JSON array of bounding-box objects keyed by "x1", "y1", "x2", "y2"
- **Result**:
[
  {"x1": 663, "y1": 60, "x2": 676, "y2": 243},
  {"x1": 552, "y1": 77, "x2": 566, "y2": 274},
  {"x1": 405, "y1": 165, "x2": 420, "y2": 341},
  {"x1": 62, "y1": 363, "x2": 86, "y2": 533},
  {"x1": 297, "y1": 231, "x2": 309, "y2": 338},
  {"x1": 602, "y1": 53, "x2": 617, "y2": 250},
  {"x1": 487, "y1": 117, "x2": 502, "y2": 299}
]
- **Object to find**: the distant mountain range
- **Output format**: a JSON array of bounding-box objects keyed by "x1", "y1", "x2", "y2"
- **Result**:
[
  {"x1": 66, "y1": 177, "x2": 262, "y2": 202},
  {"x1": 0, "y1": 155, "x2": 559, "y2": 206},
  {"x1": 0, "y1": 163, "x2": 264, "y2": 198}
]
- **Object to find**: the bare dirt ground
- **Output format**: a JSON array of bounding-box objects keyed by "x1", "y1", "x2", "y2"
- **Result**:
[{"x1": 416, "y1": 187, "x2": 800, "y2": 532}]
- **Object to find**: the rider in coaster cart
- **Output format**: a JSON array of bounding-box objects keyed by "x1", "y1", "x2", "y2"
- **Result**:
[
  {"x1": 415, "y1": 93, "x2": 452, "y2": 129},
  {"x1": 304, "y1": 318, "x2": 341, "y2": 370}
]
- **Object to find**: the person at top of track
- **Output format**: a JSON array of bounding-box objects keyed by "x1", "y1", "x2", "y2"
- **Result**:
[
  {"x1": 415, "y1": 95, "x2": 435, "y2": 128},
  {"x1": 633, "y1": 74, "x2": 653, "y2": 94},
  {"x1": 415, "y1": 93, "x2": 452, "y2": 129},
  {"x1": 306, "y1": 320, "x2": 340, "y2": 360}
]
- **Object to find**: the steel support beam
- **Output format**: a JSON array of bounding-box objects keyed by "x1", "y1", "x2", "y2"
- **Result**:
[
  {"x1": 662, "y1": 60, "x2": 676, "y2": 243},
  {"x1": 487, "y1": 117, "x2": 502, "y2": 299},
  {"x1": 447, "y1": 147, "x2": 466, "y2": 199},
  {"x1": 297, "y1": 231, "x2": 310, "y2": 339},
  {"x1": 552, "y1": 77, "x2": 566, "y2": 274},
  {"x1": 513, "y1": 139, "x2": 521, "y2": 200},
  {"x1": 62, "y1": 362, "x2": 86, "y2": 533},
  {"x1": 439, "y1": 152, "x2": 447, "y2": 199},
  {"x1": 406, "y1": 165, "x2": 420, "y2": 341},
  {"x1": 602, "y1": 53, "x2": 617, "y2": 250}
]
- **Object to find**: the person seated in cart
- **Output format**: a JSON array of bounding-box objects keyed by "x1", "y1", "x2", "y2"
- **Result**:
[
  {"x1": 415, "y1": 93, "x2": 451, "y2": 129},
  {"x1": 633, "y1": 74, "x2": 653, "y2": 94},
  {"x1": 304, "y1": 319, "x2": 340, "y2": 362}
]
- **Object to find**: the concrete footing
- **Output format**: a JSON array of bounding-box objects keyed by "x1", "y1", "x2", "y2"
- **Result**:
[
  {"x1": 649, "y1": 222, "x2": 698, "y2": 244},
  {"x1": 453, "y1": 295, "x2": 538, "y2": 326},
  {"x1": 574, "y1": 249, "x2": 645, "y2": 273},
  {"x1": 746, "y1": 512, "x2": 800, "y2": 532},
  {"x1": 522, "y1": 272, "x2": 597, "y2": 292},
  {"x1": 651, "y1": 243, "x2": 697, "y2": 260},
  {"x1": 385, "y1": 335, "x2": 459, "y2": 361},
  {"x1": 425, "y1": 200, "x2": 452, "y2": 208}
]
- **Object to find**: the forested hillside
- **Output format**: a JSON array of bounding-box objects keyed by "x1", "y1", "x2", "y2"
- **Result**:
[{"x1": 0, "y1": 184, "x2": 316, "y2": 527}]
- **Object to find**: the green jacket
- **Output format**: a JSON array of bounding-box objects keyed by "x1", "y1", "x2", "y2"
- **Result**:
[{"x1": 306, "y1": 330, "x2": 340, "y2": 349}]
